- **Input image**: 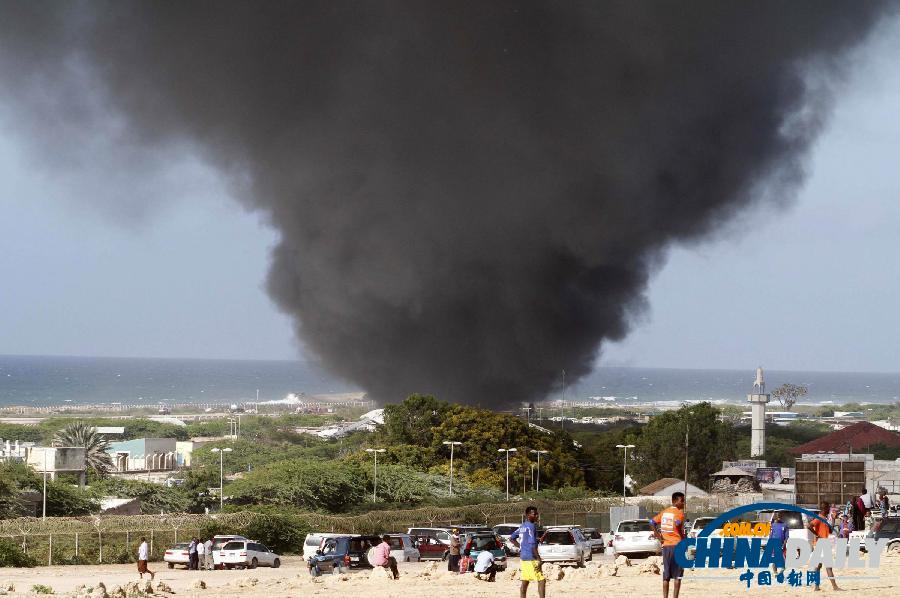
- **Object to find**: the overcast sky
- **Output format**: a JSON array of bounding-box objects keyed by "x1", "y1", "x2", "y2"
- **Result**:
[{"x1": 2, "y1": 19, "x2": 900, "y2": 373}]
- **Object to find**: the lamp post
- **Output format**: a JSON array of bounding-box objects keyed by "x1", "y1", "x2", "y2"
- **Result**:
[
  {"x1": 442, "y1": 441, "x2": 462, "y2": 496},
  {"x1": 498, "y1": 448, "x2": 518, "y2": 501},
  {"x1": 210, "y1": 447, "x2": 232, "y2": 510},
  {"x1": 365, "y1": 448, "x2": 386, "y2": 502},
  {"x1": 615, "y1": 444, "x2": 635, "y2": 506},
  {"x1": 530, "y1": 449, "x2": 548, "y2": 492},
  {"x1": 42, "y1": 448, "x2": 48, "y2": 520}
]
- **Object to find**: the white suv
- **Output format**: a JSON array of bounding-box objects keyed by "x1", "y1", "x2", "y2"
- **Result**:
[{"x1": 213, "y1": 540, "x2": 281, "y2": 569}]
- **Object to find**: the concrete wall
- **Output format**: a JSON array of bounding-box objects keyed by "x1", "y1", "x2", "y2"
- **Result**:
[
  {"x1": 108, "y1": 438, "x2": 178, "y2": 472},
  {"x1": 26, "y1": 447, "x2": 86, "y2": 473}
]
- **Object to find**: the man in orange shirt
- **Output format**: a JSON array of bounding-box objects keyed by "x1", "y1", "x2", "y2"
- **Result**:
[
  {"x1": 650, "y1": 491, "x2": 686, "y2": 598},
  {"x1": 808, "y1": 502, "x2": 840, "y2": 592}
]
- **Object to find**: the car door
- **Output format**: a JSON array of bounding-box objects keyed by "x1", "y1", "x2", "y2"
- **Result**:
[
  {"x1": 319, "y1": 539, "x2": 339, "y2": 573},
  {"x1": 256, "y1": 544, "x2": 273, "y2": 566}
]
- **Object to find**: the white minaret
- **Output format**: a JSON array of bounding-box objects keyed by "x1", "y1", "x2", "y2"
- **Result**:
[{"x1": 748, "y1": 366, "x2": 770, "y2": 457}]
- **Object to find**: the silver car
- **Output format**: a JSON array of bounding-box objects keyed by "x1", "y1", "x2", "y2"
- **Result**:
[
  {"x1": 537, "y1": 526, "x2": 592, "y2": 566},
  {"x1": 611, "y1": 519, "x2": 661, "y2": 557}
]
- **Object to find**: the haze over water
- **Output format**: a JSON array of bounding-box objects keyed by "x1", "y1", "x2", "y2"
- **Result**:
[{"x1": 1, "y1": 355, "x2": 898, "y2": 408}]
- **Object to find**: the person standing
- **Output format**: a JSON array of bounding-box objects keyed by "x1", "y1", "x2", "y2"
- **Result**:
[
  {"x1": 474, "y1": 547, "x2": 497, "y2": 581},
  {"x1": 370, "y1": 535, "x2": 399, "y2": 579},
  {"x1": 137, "y1": 537, "x2": 155, "y2": 580},
  {"x1": 204, "y1": 537, "x2": 214, "y2": 570},
  {"x1": 650, "y1": 491, "x2": 687, "y2": 598},
  {"x1": 448, "y1": 529, "x2": 461, "y2": 573},
  {"x1": 188, "y1": 537, "x2": 199, "y2": 570},
  {"x1": 509, "y1": 505, "x2": 545, "y2": 598},
  {"x1": 769, "y1": 511, "x2": 789, "y2": 574},
  {"x1": 197, "y1": 537, "x2": 207, "y2": 570},
  {"x1": 809, "y1": 502, "x2": 840, "y2": 591}
]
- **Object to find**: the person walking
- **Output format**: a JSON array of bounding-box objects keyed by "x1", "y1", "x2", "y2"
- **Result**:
[
  {"x1": 137, "y1": 537, "x2": 155, "y2": 580},
  {"x1": 650, "y1": 491, "x2": 687, "y2": 598},
  {"x1": 769, "y1": 511, "x2": 789, "y2": 574},
  {"x1": 448, "y1": 529, "x2": 461, "y2": 573},
  {"x1": 809, "y1": 502, "x2": 840, "y2": 591},
  {"x1": 204, "y1": 537, "x2": 214, "y2": 570},
  {"x1": 188, "y1": 537, "x2": 199, "y2": 570},
  {"x1": 510, "y1": 505, "x2": 545, "y2": 598},
  {"x1": 370, "y1": 535, "x2": 399, "y2": 579}
]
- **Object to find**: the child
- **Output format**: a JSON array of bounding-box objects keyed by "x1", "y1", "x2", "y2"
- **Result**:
[{"x1": 459, "y1": 549, "x2": 474, "y2": 574}]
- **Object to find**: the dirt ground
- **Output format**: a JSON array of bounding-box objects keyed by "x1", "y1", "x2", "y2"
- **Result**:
[{"x1": 1, "y1": 551, "x2": 898, "y2": 597}]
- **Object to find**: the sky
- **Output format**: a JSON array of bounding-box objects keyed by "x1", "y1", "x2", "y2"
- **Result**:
[{"x1": 1, "y1": 18, "x2": 900, "y2": 374}]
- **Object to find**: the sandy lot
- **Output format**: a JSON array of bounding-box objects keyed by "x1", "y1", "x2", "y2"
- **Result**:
[{"x1": 1, "y1": 551, "x2": 898, "y2": 597}]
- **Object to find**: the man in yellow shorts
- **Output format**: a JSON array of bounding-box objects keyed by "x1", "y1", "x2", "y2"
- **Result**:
[{"x1": 510, "y1": 505, "x2": 545, "y2": 598}]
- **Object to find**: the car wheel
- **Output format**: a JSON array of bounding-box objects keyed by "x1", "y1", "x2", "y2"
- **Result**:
[
  {"x1": 167, "y1": 563, "x2": 174, "y2": 569},
  {"x1": 250, "y1": 557, "x2": 258, "y2": 569},
  {"x1": 225, "y1": 564, "x2": 233, "y2": 570},
  {"x1": 273, "y1": 558, "x2": 281, "y2": 568},
  {"x1": 577, "y1": 555, "x2": 585, "y2": 568},
  {"x1": 889, "y1": 543, "x2": 900, "y2": 553},
  {"x1": 587, "y1": 551, "x2": 593, "y2": 562}
]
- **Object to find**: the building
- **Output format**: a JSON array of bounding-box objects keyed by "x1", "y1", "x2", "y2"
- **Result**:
[
  {"x1": 638, "y1": 477, "x2": 708, "y2": 498},
  {"x1": 789, "y1": 421, "x2": 900, "y2": 455},
  {"x1": 107, "y1": 438, "x2": 177, "y2": 472},
  {"x1": 26, "y1": 446, "x2": 87, "y2": 486}
]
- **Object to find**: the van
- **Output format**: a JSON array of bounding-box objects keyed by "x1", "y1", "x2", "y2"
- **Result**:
[{"x1": 303, "y1": 532, "x2": 345, "y2": 559}]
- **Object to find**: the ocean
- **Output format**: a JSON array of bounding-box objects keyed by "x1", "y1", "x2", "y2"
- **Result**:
[{"x1": 1, "y1": 354, "x2": 899, "y2": 407}]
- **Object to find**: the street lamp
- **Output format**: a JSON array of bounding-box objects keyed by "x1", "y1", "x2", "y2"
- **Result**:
[
  {"x1": 615, "y1": 444, "x2": 635, "y2": 506},
  {"x1": 210, "y1": 447, "x2": 233, "y2": 510},
  {"x1": 530, "y1": 449, "x2": 549, "y2": 492},
  {"x1": 365, "y1": 448, "x2": 386, "y2": 502},
  {"x1": 498, "y1": 448, "x2": 518, "y2": 501},
  {"x1": 442, "y1": 441, "x2": 462, "y2": 496},
  {"x1": 42, "y1": 449, "x2": 48, "y2": 520}
]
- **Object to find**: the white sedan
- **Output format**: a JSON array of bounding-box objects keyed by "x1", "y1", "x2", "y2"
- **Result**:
[
  {"x1": 537, "y1": 526, "x2": 592, "y2": 566},
  {"x1": 213, "y1": 540, "x2": 282, "y2": 569},
  {"x1": 163, "y1": 542, "x2": 191, "y2": 569},
  {"x1": 611, "y1": 519, "x2": 661, "y2": 557}
]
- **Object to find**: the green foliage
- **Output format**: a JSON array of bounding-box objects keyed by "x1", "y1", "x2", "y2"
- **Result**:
[
  {"x1": 870, "y1": 443, "x2": 900, "y2": 460},
  {"x1": 0, "y1": 462, "x2": 97, "y2": 517},
  {"x1": 571, "y1": 424, "x2": 642, "y2": 492},
  {"x1": 53, "y1": 421, "x2": 113, "y2": 475},
  {"x1": 0, "y1": 537, "x2": 37, "y2": 567},
  {"x1": 381, "y1": 394, "x2": 450, "y2": 446},
  {"x1": 631, "y1": 402, "x2": 736, "y2": 488},
  {"x1": 31, "y1": 584, "x2": 54, "y2": 594},
  {"x1": 242, "y1": 513, "x2": 311, "y2": 554},
  {"x1": 227, "y1": 459, "x2": 366, "y2": 512}
]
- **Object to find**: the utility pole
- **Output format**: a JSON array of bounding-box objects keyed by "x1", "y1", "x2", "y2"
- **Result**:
[
  {"x1": 616, "y1": 444, "x2": 635, "y2": 506},
  {"x1": 683, "y1": 427, "x2": 689, "y2": 497},
  {"x1": 442, "y1": 441, "x2": 462, "y2": 495},
  {"x1": 365, "y1": 448, "x2": 386, "y2": 502},
  {"x1": 210, "y1": 447, "x2": 233, "y2": 511},
  {"x1": 530, "y1": 449, "x2": 549, "y2": 492},
  {"x1": 498, "y1": 448, "x2": 518, "y2": 501}
]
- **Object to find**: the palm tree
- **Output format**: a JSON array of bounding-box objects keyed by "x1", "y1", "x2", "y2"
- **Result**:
[{"x1": 53, "y1": 421, "x2": 113, "y2": 476}]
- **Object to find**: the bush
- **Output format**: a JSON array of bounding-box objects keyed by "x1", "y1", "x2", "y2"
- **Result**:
[
  {"x1": 0, "y1": 537, "x2": 38, "y2": 567},
  {"x1": 31, "y1": 584, "x2": 53, "y2": 594}
]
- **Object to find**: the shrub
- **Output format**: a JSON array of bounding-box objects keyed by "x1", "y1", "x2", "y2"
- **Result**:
[
  {"x1": 0, "y1": 538, "x2": 38, "y2": 567},
  {"x1": 31, "y1": 584, "x2": 53, "y2": 594}
]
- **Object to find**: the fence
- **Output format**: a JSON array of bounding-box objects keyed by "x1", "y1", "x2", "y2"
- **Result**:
[{"x1": 0, "y1": 494, "x2": 758, "y2": 566}]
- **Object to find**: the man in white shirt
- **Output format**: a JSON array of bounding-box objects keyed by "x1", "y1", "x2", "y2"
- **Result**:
[
  {"x1": 197, "y1": 537, "x2": 207, "y2": 570},
  {"x1": 473, "y1": 549, "x2": 497, "y2": 582},
  {"x1": 137, "y1": 537, "x2": 155, "y2": 580}
]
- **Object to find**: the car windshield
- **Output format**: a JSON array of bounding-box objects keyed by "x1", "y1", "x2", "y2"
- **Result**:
[
  {"x1": 471, "y1": 535, "x2": 498, "y2": 550},
  {"x1": 585, "y1": 529, "x2": 602, "y2": 539},
  {"x1": 222, "y1": 541, "x2": 244, "y2": 550},
  {"x1": 693, "y1": 519, "x2": 712, "y2": 530},
  {"x1": 543, "y1": 531, "x2": 574, "y2": 545},
  {"x1": 349, "y1": 537, "x2": 378, "y2": 553},
  {"x1": 388, "y1": 537, "x2": 403, "y2": 549},
  {"x1": 776, "y1": 512, "x2": 804, "y2": 529},
  {"x1": 618, "y1": 521, "x2": 652, "y2": 533},
  {"x1": 172, "y1": 543, "x2": 190, "y2": 549}
]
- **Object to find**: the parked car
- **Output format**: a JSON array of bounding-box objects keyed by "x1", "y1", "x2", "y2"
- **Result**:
[
  {"x1": 383, "y1": 533, "x2": 420, "y2": 562},
  {"x1": 582, "y1": 527, "x2": 605, "y2": 553},
  {"x1": 537, "y1": 526, "x2": 592, "y2": 566},
  {"x1": 211, "y1": 534, "x2": 248, "y2": 551},
  {"x1": 461, "y1": 531, "x2": 507, "y2": 571},
  {"x1": 688, "y1": 516, "x2": 720, "y2": 540},
  {"x1": 163, "y1": 542, "x2": 191, "y2": 569},
  {"x1": 493, "y1": 523, "x2": 522, "y2": 555},
  {"x1": 307, "y1": 535, "x2": 382, "y2": 576},
  {"x1": 414, "y1": 535, "x2": 449, "y2": 560},
  {"x1": 868, "y1": 517, "x2": 900, "y2": 552},
  {"x1": 213, "y1": 540, "x2": 281, "y2": 569},
  {"x1": 763, "y1": 510, "x2": 814, "y2": 545},
  {"x1": 407, "y1": 527, "x2": 452, "y2": 546},
  {"x1": 611, "y1": 519, "x2": 661, "y2": 557},
  {"x1": 302, "y1": 532, "x2": 345, "y2": 559}
]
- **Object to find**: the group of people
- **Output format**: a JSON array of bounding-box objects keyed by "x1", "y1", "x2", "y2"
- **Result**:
[
  {"x1": 444, "y1": 528, "x2": 499, "y2": 580},
  {"x1": 824, "y1": 487, "x2": 891, "y2": 536},
  {"x1": 187, "y1": 537, "x2": 215, "y2": 570}
]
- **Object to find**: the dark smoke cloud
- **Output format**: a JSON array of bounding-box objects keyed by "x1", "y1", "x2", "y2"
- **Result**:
[{"x1": 0, "y1": 1, "x2": 893, "y2": 405}]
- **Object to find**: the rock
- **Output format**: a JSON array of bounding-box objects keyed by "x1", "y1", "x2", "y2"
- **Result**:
[
  {"x1": 541, "y1": 563, "x2": 565, "y2": 581},
  {"x1": 107, "y1": 585, "x2": 126, "y2": 598},
  {"x1": 599, "y1": 564, "x2": 619, "y2": 577},
  {"x1": 89, "y1": 582, "x2": 108, "y2": 598},
  {"x1": 189, "y1": 580, "x2": 206, "y2": 590},
  {"x1": 417, "y1": 561, "x2": 440, "y2": 577},
  {"x1": 638, "y1": 560, "x2": 660, "y2": 575},
  {"x1": 154, "y1": 581, "x2": 173, "y2": 594},
  {"x1": 1, "y1": 582, "x2": 13, "y2": 592},
  {"x1": 368, "y1": 566, "x2": 395, "y2": 581},
  {"x1": 615, "y1": 555, "x2": 631, "y2": 566}
]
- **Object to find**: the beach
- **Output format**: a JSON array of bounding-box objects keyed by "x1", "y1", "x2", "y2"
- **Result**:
[{"x1": 1, "y1": 551, "x2": 897, "y2": 597}]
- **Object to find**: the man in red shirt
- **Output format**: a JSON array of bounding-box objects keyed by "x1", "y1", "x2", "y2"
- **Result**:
[
  {"x1": 650, "y1": 491, "x2": 686, "y2": 598},
  {"x1": 808, "y1": 502, "x2": 839, "y2": 592}
]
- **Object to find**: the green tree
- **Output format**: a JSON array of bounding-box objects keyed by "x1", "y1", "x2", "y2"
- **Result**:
[
  {"x1": 227, "y1": 459, "x2": 366, "y2": 512},
  {"x1": 381, "y1": 394, "x2": 451, "y2": 446},
  {"x1": 771, "y1": 384, "x2": 808, "y2": 411},
  {"x1": 53, "y1": 421, "x2": 113, "y2": 475},
  {"x1": 632, "y1": 402, "x2": 736, "y2": 489},
  {"x1": 90, "y1": 479, "x2": 190, "y2": 514}
]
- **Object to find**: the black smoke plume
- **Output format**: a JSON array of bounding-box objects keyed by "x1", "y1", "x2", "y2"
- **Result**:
[{"x1": 0, "y1": 1, "x2": 893, "y2": 405}]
